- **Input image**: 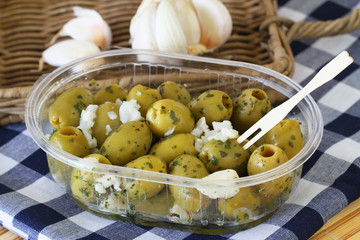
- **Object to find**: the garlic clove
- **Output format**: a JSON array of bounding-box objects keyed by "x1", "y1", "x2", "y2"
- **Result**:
[
  {"x1": 171, "y1": 0, "x2": 201, "y2": 47},
  {"x1": 197, "y1": 169, "x2": 240, "y2": 199},
  {"x1": 51, "y1": 6, "x2": 112, "y2": 50},
  {"x1": 41, "y1": 39, "x2": 101, "y2": 68},
  {"x1": 129, "y1": 0, "x2": 159, "y2": 50},
  {"x1": 192, "y1": 0, "x2": 232, "y2": 50},
  {"x1": 155, "y1": 0, "x2": 188, "y2": 53}
]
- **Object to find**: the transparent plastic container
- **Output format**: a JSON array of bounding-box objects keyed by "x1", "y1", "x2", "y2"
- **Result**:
[{"x1": 25, "y1": 49, "x2": 323, "y2": 234}]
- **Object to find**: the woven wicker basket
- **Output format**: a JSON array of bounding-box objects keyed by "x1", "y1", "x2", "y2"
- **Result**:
[{"x1": 0, "y1": 0, "x2": 359, "y2": 125}]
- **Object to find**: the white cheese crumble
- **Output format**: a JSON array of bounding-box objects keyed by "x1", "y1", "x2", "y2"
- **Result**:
[
  {"x1": 105, "y1": 124, "x2": 112, "y2": 136},
  {"x1": 191, "y1": 117, "x2": 239, "y2": 151},
  {"x1": 164, "y1": 126, "x2": 175, "y2": 136},
  {"x1": 191, "y1": 117, "x2": 209, "y2": 137},
  {"x1": 115, "y1": 98, "x2": 123, "y2": 106},
  {"x1": 78, "y1": 104, "x2": 98, "y2": 149},
  {"x1": 197, "y1": 169, "x2": 240, "y2": 199},
  {"x1": 119, "y1": 99, "x2": 143, "y2": 123},
  {"x1": 206, "y1": 120, "x2": 239, "y2": 142},
  {"x1": 107, "y1": 111, "x2": 117, "y2": 120},
  {"x1": 94, "y1": 175, "x2": 122, "y2": 194},
  {"x1": 136, "y1": 91, "x2": 142, "y2": 96}
]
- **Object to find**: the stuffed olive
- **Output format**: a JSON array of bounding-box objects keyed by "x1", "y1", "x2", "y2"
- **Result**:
[
  {"x1": 146, "y1": 99, "x2": 195, "y2": 138},
  {"x1": 71, "y1": 154, "x2": 112, "y2": 203},
  {"x1": 199, "y1": 139, "x2": 250, "y2": 176},
  {"x1": 50, "y1": 126, "x2": 90, "y2": 157},
  {"x1": 149, "y1": 133, "x2": 198, "y2": 165},
  {"x1": 157, "y1": 81, "x2": 191, "y2": 105},
  {"x1": 169, "y1": 155, "x2": 211, "y2": 212},
  {"x1": 100, "y1": 121, "x2": 152, "y2": 166},
  {"x1": 126, "y1": 84, "x2": 162, "y2": 116},
  {"x1": 123, "y1": 155, "x2": 167, "y2": 201},
  {"x1": 248, "y1": 144, "x2": 292, "y2": 196},
  {"x1": 94, "y1": 83, "x2": 128, "y2": 104},
  {"x1": 263, "y1": 119, "x2": 304, "y2": 159},
  {"x1": 49, "y1": 87, "x2": 94, "y2": 129},
  {"x1": 231, "y1": 88, "x2": 271, "y2": 133},
  {"x1": 188, "y1": 90, "x2": 233, "y2": 125},
  {"x1": 218, "y1": 187, "x2": 261, "y2": 224},
  {"x1": 92, "y1": 102, "x2": 121, "y2": 147}
]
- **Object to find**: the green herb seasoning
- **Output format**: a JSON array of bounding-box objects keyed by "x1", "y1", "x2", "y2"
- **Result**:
[
  {"x1": 220, "y1": 151, "x2": 228, "y2": 157},
  {"x1": 211, "y1": 156, "x2": 219, "y2": 165},
  {"x1": 105, "y1": 86, "x2": 114, "y2": 94},
  {"x1": 170, "y1": 110, "x2": 179, "y2": 124},
  {"x1": 73, "y1": 101, "x2": 86, "y2": 115}
]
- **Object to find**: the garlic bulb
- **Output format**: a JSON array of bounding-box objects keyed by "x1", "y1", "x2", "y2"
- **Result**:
[
  {"x1": 129, "y1": 0, "x2": 232, "y2": 55},
  {"x1": 39, "y1": 39, "x2": 100, "y2": 70},
  {"x1": 49, "y1": 6, "x2": 112, "y2": 50}
]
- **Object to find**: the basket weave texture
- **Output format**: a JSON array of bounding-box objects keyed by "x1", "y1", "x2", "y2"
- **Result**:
[{"x1": 0, "y1": 0, "x2": 359, "y2": 125}]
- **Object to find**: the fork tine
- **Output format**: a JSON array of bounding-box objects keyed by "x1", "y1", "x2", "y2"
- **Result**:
[
  {"x1": 242, "y1": 128, "x2": 268, "y2": 149},
  {"x1": 236, "y1": 124, "x2": 261, "y2": 144}
]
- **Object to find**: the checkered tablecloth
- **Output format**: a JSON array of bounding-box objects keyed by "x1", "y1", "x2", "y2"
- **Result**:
[{"x1": 1, "y1": 0, "x2": 360, "y2": 239}]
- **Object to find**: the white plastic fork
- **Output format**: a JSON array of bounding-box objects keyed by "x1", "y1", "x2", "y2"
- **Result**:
[{"x1": 237, "y1": 51, "x2": 354, "y2": 150}]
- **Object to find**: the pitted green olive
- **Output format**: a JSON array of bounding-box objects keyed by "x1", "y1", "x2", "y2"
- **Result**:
[
  {"x1": 49, "y1": 87, "x2": 94, "y2": 129},
  {"x1": 71, "y1": 154, "x2": 112, "y2": 203},
  {"x1": 92, "y1": 102, "x2": 121, "y2": 147},
  {"x1": 248, "y1": 144, "x2": 292, "y2": 196},
  {"x1": 123, "y1": 155, "x2": 167, "y2": 201},
  {"x1": 157, "y1": 81, "x2": 191, "y2": 105},
  {"x1": 169, "y1": 155, "x2": 211, "y2": 212},
  {"x1": 263, "y1": 119, "x2": 304, "y2": 159},
  {"x1": 94, "y1": 83, "x2": 128, "y2": 104},
  {"x1": 50, "y1": 126, "x2": 90, "y2": 157},
  {"x1": 231, "y1": 88, "x2": 271, "y2": 133},
  {"x1": 126, "y1": 84, "x2": 162, "y2": 116},
  {"x1": 99, "y1": 121, "x2": 152, "y2": 166},
  {"x1": 146, "y1": 99, "x2": 195, "y2": 138},
  {"x1": 149, "y1": 133, "x2": 198, "y2": 165},
  {"x1": 218, "y1": 187, "x2": 261, "y2": 224},
  {"x1": 188, "y1": 90, "x2": 233, "y2": 125},
  {"x1": 199, "y1": 139, "x2": 250, "y2": 176}
]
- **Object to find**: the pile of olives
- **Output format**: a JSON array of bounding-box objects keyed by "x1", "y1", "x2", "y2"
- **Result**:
[{"x1": 48, "y1": 80, "x2": 304, "y2": 223}]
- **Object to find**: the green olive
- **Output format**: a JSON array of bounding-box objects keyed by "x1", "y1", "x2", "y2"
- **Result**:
[
  {"x1": 92, "y1": 102, "x2": 121, "y2": 147},
  {"x1": 248, "y1": 144, "x2": 292, "y2": 196},
  {"x1": 70, "y1": 154, "x2": 112, "y2": 203},
  {"x1": 188, "y1": 90, "x2": 233, "y2": 125},
  {"x1": 218, "y1": 187, "x2": 261, "y2": 224},
  {"x1": 149, "y1": 133, "x2": 198, "y2": 165},
  {"x1": 99, "y1": 121, "x2": 152, "y2": 166},
  {"x1": 169, "y1": 155, "x2": 211, "y2": 212},
  {"x1": 146, "y1": 99, "x2": 195, "y2": 138},
  {"x1": 199, "y1": 139, "x2": 250, "y2": 176},
  {"x1": 231, "y1": 88, "x2": 271, "y2": 133},
  {"x1": 123, "y1": 155, "x2": 167, "y2": 201},
  {"x1": 263, "y1": 119, "x2": 304, "y2": 159},
  {"x1": 157, "y1": 81, "x2": 191, "y2": 105},
  {"x1": 49, "y1": 87, "x2": 94, "y2": 129},
  {"x1": 126, "y1": 84, "x2": 162, "y2": 116},
  {"x1": 50, "y1": 126, "x2": 90, "y2": 157},
  {"x1": 94, "y1": 83, "x2": 128, "y2": 104}
]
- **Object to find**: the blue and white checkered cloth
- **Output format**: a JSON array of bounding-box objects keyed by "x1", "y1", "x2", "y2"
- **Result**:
[{"x1": 1, "y1": 0, "x2": 360, "y2": 239}]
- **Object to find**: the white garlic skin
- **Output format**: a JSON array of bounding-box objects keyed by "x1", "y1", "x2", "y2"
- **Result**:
[
  {"x1": 42, "y1": 39, "x2": 100, "y2": 67},
  {"x1": 56, "y1": 6, "x2": 112, "y2": 50}
]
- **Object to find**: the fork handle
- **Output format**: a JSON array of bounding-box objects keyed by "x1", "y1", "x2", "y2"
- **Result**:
[{"x1": 278, "y1": 51, "x2": 353, "y2": 117}]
